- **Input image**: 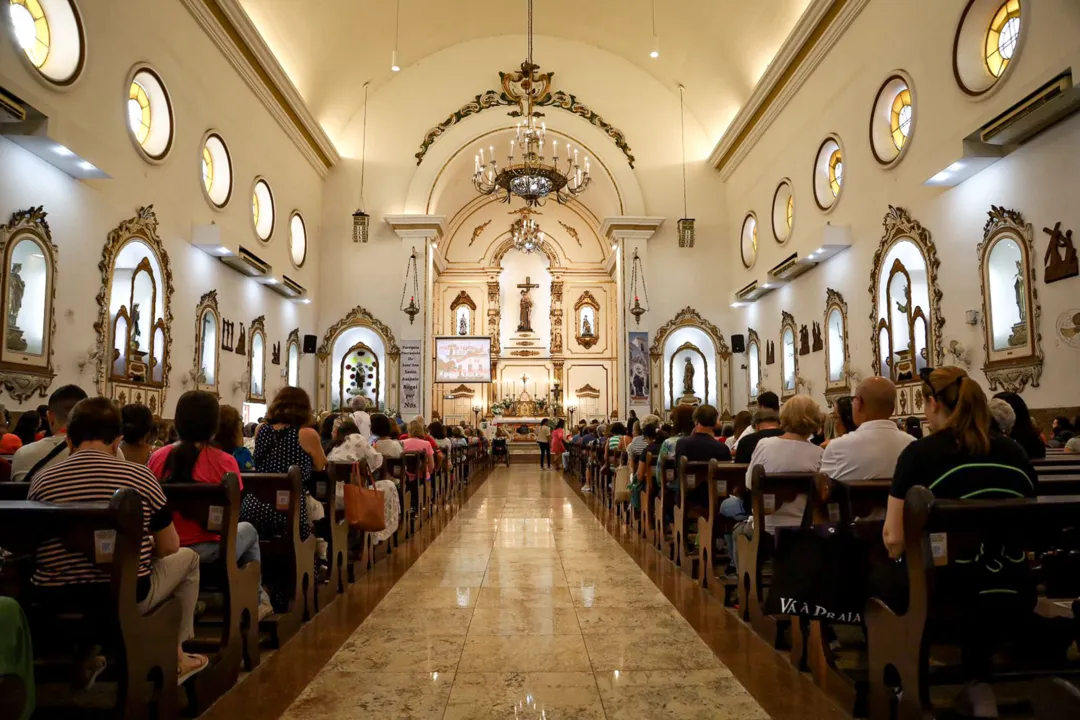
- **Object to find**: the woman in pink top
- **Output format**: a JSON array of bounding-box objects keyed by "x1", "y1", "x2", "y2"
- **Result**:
[
  {"x1": 148, "y1": 391, "x2": 272, "y2": 619},
  {"x1": 402, "y1": 417, "x2": 435, "y2": 479}
]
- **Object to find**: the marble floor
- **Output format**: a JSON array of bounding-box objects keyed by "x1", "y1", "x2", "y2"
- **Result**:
[{"x1": 278, "y1": 467, "x2": 770, "y2": 719}]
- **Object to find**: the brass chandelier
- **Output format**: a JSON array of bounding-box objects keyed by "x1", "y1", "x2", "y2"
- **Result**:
[{"x1": 472, "y1": 0, "x2": 591, "y2": 207}]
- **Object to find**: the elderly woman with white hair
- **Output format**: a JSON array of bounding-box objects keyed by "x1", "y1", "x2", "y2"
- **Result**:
[
  {"x1": 988, "y1": 397, "x2": 1016, "y2": 436},
  {"x1": 349, "y1": 395, "x2": 371, "y2": 439},
  {"x1": 730, "y1": 394, "x2": 826, "y2": 570}
]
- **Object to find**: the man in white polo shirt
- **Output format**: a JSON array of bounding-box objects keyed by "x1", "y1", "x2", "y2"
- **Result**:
[{"x1": 820, "y1": 376, "x2": 914, "y2": 482}]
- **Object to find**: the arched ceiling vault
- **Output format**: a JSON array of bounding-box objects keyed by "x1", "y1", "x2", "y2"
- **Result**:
[{"x1": 237, "y1": 0, "x2": 815, "y2": 146}]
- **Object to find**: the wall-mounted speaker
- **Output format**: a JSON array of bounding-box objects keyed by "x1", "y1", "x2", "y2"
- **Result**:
[
  {"x1": 731, "y1": 334, "x2": 746, "y2": 354},
  {"x1": 303, "y1": 334, "x2": 317, "y2": 354}
]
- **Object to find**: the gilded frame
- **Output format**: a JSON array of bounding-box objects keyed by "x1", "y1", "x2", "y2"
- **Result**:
[
  {"x1": 193, "y1": 289, "x2": 221, "y2": 396},
  {"x1": 746, "y1": 327, "x2": 762, "y2": 405},
  {"x1": 247, "y1": 315, "x2": 266, "y2": 403},
  {"x1": 93, "y1": 205, "x2": 174, "y2": 411},
  {"x1": 824, "y1": 288, "x2": 850, "y2": 399},
  {"x1": 0, "y1": 206, "x2": 59, "y2": 401},
  {"x1": 977, "y1": 206, "x2": 1042, "y2": 392},
  {"x1": 286, "y1": 328, "x2": 300, "y2": 387},
  {"x1": 574, "y1": 290, "x2": 601, "y2": 350},
  {"x1": 780, "y1": 311, "x2": 798, "y2": 399}
]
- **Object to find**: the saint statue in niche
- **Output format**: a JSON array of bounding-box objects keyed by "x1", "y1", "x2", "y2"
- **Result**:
[
  {"x1": 458, "y1": 315, "x2": 467, "y2": 336},
  {"x1": 130, "y1": 303, "x2": 142, "y2": 350},
  {"x1": 682, "y1": 356, "x2": 695, "y2": 395},
  {"x1": 516, "y1": 276, "x2": 538, "y2": 333},
  {"x1": 1008, "y1": 259, "x2": 1029, "y2": 347},
  {"x1": 811, "y1": 322, "x2": 823, "y2": 353},
  {"x1": 1043, "y1": 221, "x2": 1079, "y2": 284},
  {"x1": 581, "y1": 315, "x2": 593, "y2": 337},
  {"x1": 6, "y1": 263, "x2": 26, "y2": 351}
]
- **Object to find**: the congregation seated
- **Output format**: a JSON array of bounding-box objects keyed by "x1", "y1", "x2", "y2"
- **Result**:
[
  {"x1": 371, "y1": 413, "x2": 403, "y2": 460},
  {"x1": 148, "y1": 390, "x2": 273, "y2": 621},
  {"x1": 673, "y1": 404, "x2": 731, "y2": 471},
  {"x1": 120, "y1": 402, "x2": 156, "y2": 466},
  {"x1": 656, "y1": 405, "x2": 695, "y2": 485},
  {"x1": 27, "y1": 396, "x2": 209, "y2": 683},
  {"x1": 326, "y1": 417, "x2": 399, "y2": 546},
  {"x1": 819, "y1": 395, "x2": 853, "y2": 449},
  {"x1": 12, "y1": 385, "x2": 124, "y2": 482},
  {"x1": 1049, "y1": 415, "x2": 1075, "y2": 448},
  {"x1": 881, "y1": 367, "x2": 1039, "y2": 717},
  {"x1": 734, "y1": 407, "x2": 783, "y2": 464},
  {"x1": 992, "y1": 391, "x2": 1046, "y2": 460},
  {"x1": 253, "y1": 387, "x2": 327, "y2": 542},
  {"x1": 627, "y1": 414, "x2": 659, "y2": 477},
  {"x1": 819, "y1": 377, "x2": 913, "y2": 483},
  {"x1": 318, "y1": 412, "x2": 337, "y2": 455},
  {"x1": 216, "y1": 404, "x2": 255, "y2": 471},
  {"x1": 12, "y1": 410, "x2": 40, "y2": 448},
  {"x1": 729, "y1": 395, "x2": 825, "y2": 570},
  {"x1": 402, "y1": 417, "x2": 435, "y2": 479},
  {"x1": 733, "y1": 391, "x2": 779, "y2": 454},
  {"x1": 0, "y1": 406, "x2": 22, "y2": 456}
]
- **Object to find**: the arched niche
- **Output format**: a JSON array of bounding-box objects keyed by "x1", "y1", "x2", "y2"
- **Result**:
[
  {"x1": 649, "y1": 307, "x2": 732, "y2": 418},
  {"x1": 450, "y1": 290, "x2": 476, "y2": 336},
  {"x1": 780, "y1": 311, "x2": 798, "y2": 399},
  {"x1": 868, "y1": 206, "x2": 944, "y2": 418},
  {"x1": 286, "y1": 328, "x2": 300, "y2": 388},
  {"x1": 316, "y1": 306, "x2": 400, "y2": 413},
  {"x1": 248, "y1": 315, "x2": 266, "y2": 402},
  {"x1": 824, "y1": 288, "x2": 850, "y2": 402},
  {"x1": 94, "y1": 206, "x2": 173, "y2": 412},
  {"x1": 0, "y1": 206, "x2": 58, "y2": 402},
  {"x1": 978, "y1": 206, "x2": 1042, "y2": 392},
  {"x1": 193, "y1": 290, "x2": 220, "y2": 395},
  {"x1": 574, "y1": 290, "x2": 600, "y2": 350},
  {"x1": 746, "y1": 328, "x2": 761, "y2": 405}
]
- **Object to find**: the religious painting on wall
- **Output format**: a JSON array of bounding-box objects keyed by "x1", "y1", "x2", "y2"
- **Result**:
[
  {"x1": 400, "y1": 339, "x2": 422, "y2": 416},
  {"x1": 628, "y1": 331, "x2": 649, "y2": 402}
]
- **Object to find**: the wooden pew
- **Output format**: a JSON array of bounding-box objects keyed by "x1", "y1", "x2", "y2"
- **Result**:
[
  {"x1": 802, "y1": 477, "x2": 893, "y2": 717},
  {"x1": 243, "y1": 467, "x2": 313, "y2": 648},
  {"x1": 638, "y1": 451, "x2": 657, "y2": 543},
  {"x1": 866, "y1": 487, "x2": 1080, "y2": 720},
  {"x1": 702, "y1": 461, "x2": 749, "y2": 605},
  {"x1": 402, "y1": 451, "x2": 427, "y2": 534},
  {"x1": 654, "y1": 453, "x2": 676, "y2": 562},
  {"x1": 327, "y1": 462, "x2": 379, "y2": 582},
  {"x1": 735, "y1": 467, "x2": 820, "y2": 647},
  {"x1": 382, "y1": 456, "x2": 410, "y2": 545},
  {"x1": 310, "y1": 468, "x2": 347, "y2": 610},
  {"x1": 0, "y1": 489, "x2": 182, "y2": 720},
  {"x1": 0, "y1": 482, "x2": 29, "y2": 501},
  {"x1": 675, "y1": 458, "x2": 713, "y2": 574},
  {"x1": 164, "y1": 474, "x2": 260, "y2": 714}
]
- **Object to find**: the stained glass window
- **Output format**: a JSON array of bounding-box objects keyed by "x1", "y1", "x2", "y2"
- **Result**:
[
  {"x1": 9, "y1": 0, "x2": 49, "y2": 67},
  {"x1": 890, "y1": 88, "x2": 912, "y2": 151},
  {"x1": 986, "y1": 0, "x2": 1021, "y2": 78},
  {"x1": 128, "y1": 81, "x2": 151, "y2": 145},
  {"x1": 828, "y1": 150, "x2": 843, "y2": 197}
]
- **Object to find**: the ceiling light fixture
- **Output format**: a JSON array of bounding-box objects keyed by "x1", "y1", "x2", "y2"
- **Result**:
[
  {"x1": 677, "y1": 84, "x2": 695, "y2": 247},
  {"x1": 649, "y1": 0, "x2": 659, "y2": 58},
  {"x1": 391, "y1": 0, "x2": 401, "y2": 71},
  {"x1": 509, "y1": 208, "x2": 545, "y2": 254},
  {"x1": 352, "y1": 81, "x2": 371, "y2": 243},
  {"x1": 472, "y1": 0, "x2": 591, "y2": 207}
]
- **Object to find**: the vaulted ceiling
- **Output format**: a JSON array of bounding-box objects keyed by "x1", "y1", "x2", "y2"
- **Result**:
[{"x1": 237, "y1": 0, "x2": 813, "y2": 148}]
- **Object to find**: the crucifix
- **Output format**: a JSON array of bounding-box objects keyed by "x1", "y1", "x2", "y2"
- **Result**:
[{"x1": 516, "y1": 276, "x2": 539, "y2": 332}]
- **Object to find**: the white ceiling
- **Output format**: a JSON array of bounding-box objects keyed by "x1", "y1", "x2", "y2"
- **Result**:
[{"x1": 238, "y1": 0, "x2": 812, "y2": 148}]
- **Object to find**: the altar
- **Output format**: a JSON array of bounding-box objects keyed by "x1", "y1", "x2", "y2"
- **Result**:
[{"x1": 491, "y1": 416, "x2": 547, "y2": 443}]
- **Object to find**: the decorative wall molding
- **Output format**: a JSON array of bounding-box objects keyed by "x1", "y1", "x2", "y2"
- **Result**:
[
  {"x1": 178, "y1": 0, "x2": 339, "y2": 177},
  {"x1": 414, "y1": 72, "x2": 636, "y2": 167},
  {"x1": 316, "y1": 305, "x2": 400, "y2": 359},
  {"x1": 468, "y1": 220, "x2": 492, "y2": 247},
  {"x1": 558, "y1": 221, "x2": 583, "y2": 247},
  {"x1": 709, "y1": 0, "x2": 871, "y2": 180},
  {"x1": 649, "y1": 307, "x2": 731, "y2": 359},
  {"x1": 450, "y1": 290, "x2": 477, "y2": 312}
]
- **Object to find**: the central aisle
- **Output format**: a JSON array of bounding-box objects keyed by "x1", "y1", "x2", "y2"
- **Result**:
[{"x1": 279, "y1": 467, "x2": 770, "y2": 719}]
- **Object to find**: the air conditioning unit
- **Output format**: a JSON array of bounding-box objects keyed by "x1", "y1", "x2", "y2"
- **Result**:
[
  {"x1": 264, "y1": 274, "x2": 305, "y2": 299},
  {"x1": 980, "y1": 70, "x2": 1080, "y2": 146},
  {"x1": 191, "y1": 224, "x2": 273, "y2": 279},
  {"x1": 0, "y1": 87, "x2": 27, "y2": 123},
  {"x1": 223, "y1": 246, "x2": 272, "y2": 278},
  {"x1": 769, "y1": 252, "x2": 814, "y2": 283}
]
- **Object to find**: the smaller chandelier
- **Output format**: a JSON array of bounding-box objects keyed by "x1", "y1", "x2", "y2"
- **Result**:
[{"x1": 510, "y1": 210, "x2": 545, "y2": 254}]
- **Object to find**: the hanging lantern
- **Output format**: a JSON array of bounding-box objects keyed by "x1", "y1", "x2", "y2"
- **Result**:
[
  {"x1": 628, "y1": 248, "x2": 650, "y2": 325},
  {"x1": 677, "y1": 218, "x2": 695, "y2": 248},
  {"x1": 676, "y1": 84, "x2": 695, "y2": 249},
  {"x1": 352, "y1": 209, "x2": 370, "y2": 243},
  {"x1": 354, "y1": 82, "x2": 371, "y2": 244},
  {"x1": 400, "y1": 248, "x2": 421, "y2": 324}
]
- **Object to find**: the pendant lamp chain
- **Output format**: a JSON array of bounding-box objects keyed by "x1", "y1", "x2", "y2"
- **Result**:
[
  {"x1": 677, "y1": 83, "x2": 695, "y2": 248},
  {"x1": 352, "y1": 82, "x2": 371, "y2": 243}
]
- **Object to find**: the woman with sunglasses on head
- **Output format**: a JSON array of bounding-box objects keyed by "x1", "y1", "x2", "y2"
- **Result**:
[{"x1": 882, "y1": 367, "x2": 1038, "y2": 718}]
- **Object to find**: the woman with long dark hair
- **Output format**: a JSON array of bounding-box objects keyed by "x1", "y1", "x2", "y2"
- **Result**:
[
  {"x1": 148, "y1": 390, "x2": 272, "y2": 619},
  {"x1": 536, "y1": 418, "x2": 552, "y2": 469},
  {"x1": 120, "y1": 403, "x2": 156, "y2": 465},
  {"x1": 992, "y1": 391, "x2": 1044, "y2": 459},
  {"x1": 12, "y1": 411, "x2": 41, "y2": 447}
]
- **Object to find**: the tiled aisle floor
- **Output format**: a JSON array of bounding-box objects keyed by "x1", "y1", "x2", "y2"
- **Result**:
[{"x1": 279, "y1": 467, "x2": 770, "y2": 719}]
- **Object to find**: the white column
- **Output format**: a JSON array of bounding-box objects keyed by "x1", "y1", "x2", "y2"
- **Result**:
[
  {"x1": 601, "y1": 217, "x2": 664, "y2": 418},
  {"x1": 386, "y1": 215, "x2": 446, "y2": 420}
]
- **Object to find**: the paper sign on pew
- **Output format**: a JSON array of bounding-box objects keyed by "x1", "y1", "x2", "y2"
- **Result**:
[
  {"x1": 208, "y1": 505, "x2": 224, "y2": 531},
  {"x1": 94, "y1": 529, "x2": 116, "y2": 563}
]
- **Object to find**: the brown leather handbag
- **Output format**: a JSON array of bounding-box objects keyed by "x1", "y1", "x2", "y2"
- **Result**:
[{"x1": 343, "y1": 461, "x2": 386, "y2": 531}]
